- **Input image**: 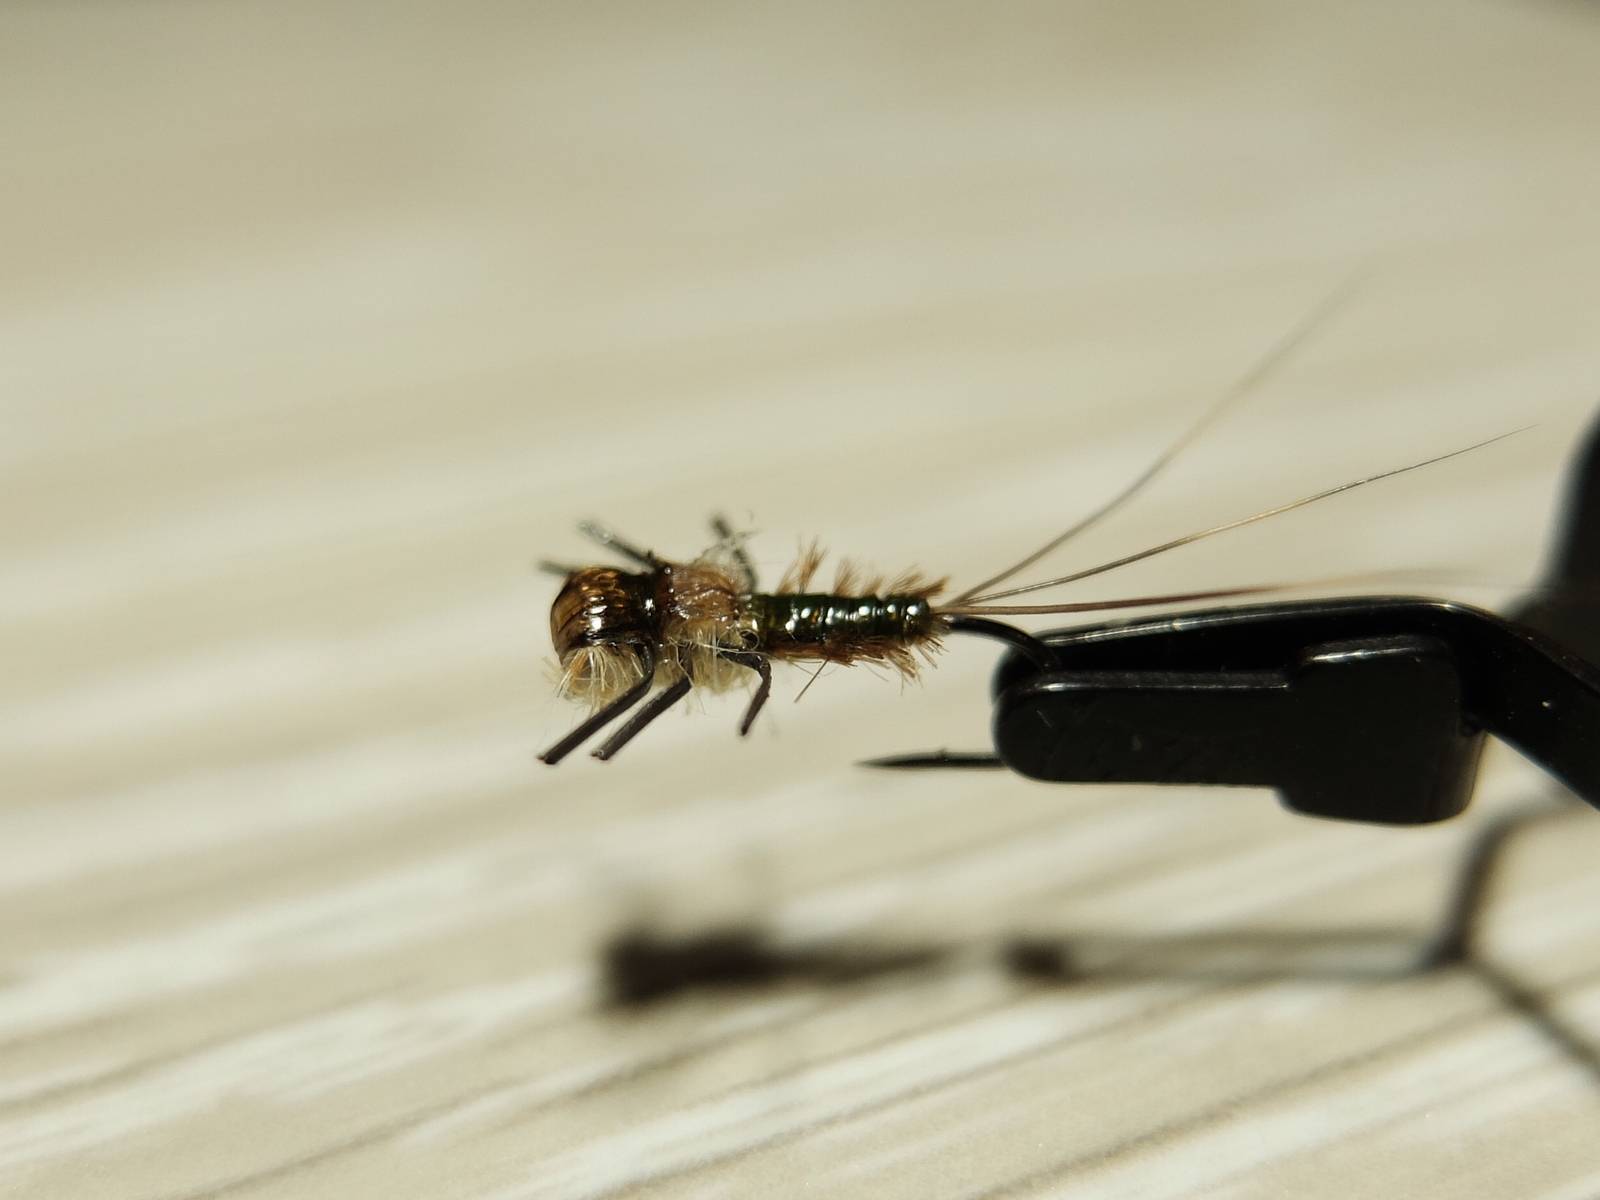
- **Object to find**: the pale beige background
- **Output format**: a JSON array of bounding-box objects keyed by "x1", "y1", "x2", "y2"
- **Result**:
[{"x1": 5, "y1": 1, "x2": 1600, "y2": 1197}]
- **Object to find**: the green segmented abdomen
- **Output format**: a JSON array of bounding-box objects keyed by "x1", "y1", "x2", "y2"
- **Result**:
[{"x1": 747, "y1": 592, "x2": 939, "y2": 656}]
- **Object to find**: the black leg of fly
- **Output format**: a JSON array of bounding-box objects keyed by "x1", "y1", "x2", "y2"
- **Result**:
[
  {"x1": 538, "y1": 645, "x2": 658, "y2": 765},
  {"x1": 718, "y1": 650, "x2": 773, "y2": 735},
  {"x1": 711, "y1": 514, "x2": 759, "y2": 591},
  {"x1": 539, "y1": 522, "x2": 660, "y2": 577},
  {"x1": 592, "y1": 672, "x2": 694, "y2": 760},
  {"x1": 579, "y1": 519, "x2": 660, "y2": 569},
  {"x1": 580, "y1": 649, "x2": 770, "y2": 761}
]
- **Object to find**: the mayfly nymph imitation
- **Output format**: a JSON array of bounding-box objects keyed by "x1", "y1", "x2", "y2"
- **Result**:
[
  {"x1": 537, "y1": 440, "x2": 1513, "y2": 765},
  {"x1": 536, "y1": 292, "x2": 1519, "y2": 766}
]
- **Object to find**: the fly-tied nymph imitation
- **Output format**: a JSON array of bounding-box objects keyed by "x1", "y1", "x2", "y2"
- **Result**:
[{"x1": 537, "y1": 288, "x2": 1522, "y2": 766}]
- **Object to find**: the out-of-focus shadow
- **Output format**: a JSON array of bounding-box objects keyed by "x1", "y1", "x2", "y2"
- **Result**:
[
  {"x1": 1010, "y1": 794, "x2": 1600, "y2": 1079},
  {"x1": 1006, "y1": 795, "x2": 1578, "y2": 982},
  {"x1": 603, "y1": 927, "x2": 947, "y2": 1006},
  {"x1": 1003, "y1": 928, "x2": 1427, "y2": 982},
  {"x1": 598, "y1": 793, "x2": 1600, "y2": 1078}
]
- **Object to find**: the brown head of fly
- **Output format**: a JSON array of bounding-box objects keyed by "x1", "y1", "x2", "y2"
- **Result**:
[{"x1": 537, "y1": 285, "x2": 1523, "y2": 765}]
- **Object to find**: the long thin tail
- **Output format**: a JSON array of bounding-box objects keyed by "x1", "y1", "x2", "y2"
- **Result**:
[
  {"x1": 951, "y1": 276, "x2": 1365, "y2": 604},
  {"x1": 957, "y1": 430, "x2": 1527, "y2": 607}
]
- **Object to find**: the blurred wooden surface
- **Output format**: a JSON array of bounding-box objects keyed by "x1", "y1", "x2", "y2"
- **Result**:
[{"x1": 6, "y1": 1, "x2": 1600, "y2": 1196}]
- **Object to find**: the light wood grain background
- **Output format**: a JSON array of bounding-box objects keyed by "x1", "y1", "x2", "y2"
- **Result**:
[{"x1": 7, "y1": 1, "x2": 1600, "y2": 1196}]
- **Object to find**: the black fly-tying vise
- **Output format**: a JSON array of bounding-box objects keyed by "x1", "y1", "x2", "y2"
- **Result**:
[{"x1": 872, "y1": 406, "x2": 1600, "y2": 827}]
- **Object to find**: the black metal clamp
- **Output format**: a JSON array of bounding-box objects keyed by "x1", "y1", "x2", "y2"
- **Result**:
[
  {"x1": 989, "y1": 597, "x2": 1600, "y2": 824},
  {"x1": 888, "y1": 409, "x2": 1600, "y2": 826}
]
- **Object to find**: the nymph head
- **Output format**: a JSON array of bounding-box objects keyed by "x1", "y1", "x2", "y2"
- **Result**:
[{"x1": 549, "y1": 566, "x2": 656, "y2": 705}]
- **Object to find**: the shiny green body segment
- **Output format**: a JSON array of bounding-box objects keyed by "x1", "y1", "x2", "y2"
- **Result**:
[{"x1": 746, "y1": 592, "x2": 938, "y2": 653}]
